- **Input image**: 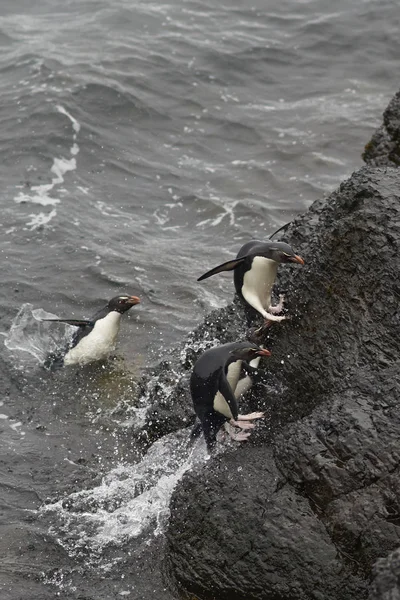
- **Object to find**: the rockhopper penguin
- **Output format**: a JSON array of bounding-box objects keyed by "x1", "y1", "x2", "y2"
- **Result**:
[
  {"x1": 43, "y1": 294, "x2": 140, "y2": 366},
  {"x1": 190, "y1": 341, "x2": 271, "y2": 452},
  {"x1": 198, "y1": 240, "x2": 304, "y2": 324}
]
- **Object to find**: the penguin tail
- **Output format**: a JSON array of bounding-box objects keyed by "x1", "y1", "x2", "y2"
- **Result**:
[{"x1": 269, "y1": 221, "x2": 291, "y2": 239}]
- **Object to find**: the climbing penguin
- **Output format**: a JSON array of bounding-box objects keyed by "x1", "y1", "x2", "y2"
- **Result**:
[
  {"x1": 198, "y1": 240, "x2": 304, "y2": 324},
  {"x1": 43, "y1": 294, "x2": 140, "y2": 366},
  {"x1": 190, "y1": 341, "x2": 271, "y2": 452}
]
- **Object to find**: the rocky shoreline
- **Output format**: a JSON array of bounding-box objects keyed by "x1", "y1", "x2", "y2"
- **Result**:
[{"x1": 140, "y1": 90, "x2": 400, "y2": 599}]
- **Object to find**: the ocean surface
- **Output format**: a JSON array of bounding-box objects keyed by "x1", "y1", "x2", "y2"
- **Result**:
[{"x1": 0, "y1": 0, "x2": 398, "y2": 598}]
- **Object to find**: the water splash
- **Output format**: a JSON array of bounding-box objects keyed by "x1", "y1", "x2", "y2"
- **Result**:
[
  {"x1": 41, "y1": 430, "x2": 208, "y2": 563},
  {"x1": 3, "y1": 303, "x2": 73, "y2": 368}
]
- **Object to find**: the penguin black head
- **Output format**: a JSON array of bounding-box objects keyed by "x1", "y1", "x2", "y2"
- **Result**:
[
  {"x1": 107, "y1": 295, "x2": 141, "y2": 314},
  {"x1": 262, "y1": 241, "x2": 304, "y2": 265},
  {"x1": 229, "y1": 343, "x2": 271, "y2": 363}
]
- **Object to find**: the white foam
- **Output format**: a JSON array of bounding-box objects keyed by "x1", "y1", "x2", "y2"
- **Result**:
[
  {"x1": 0, "y1": 414, "x2": 25, "y2": 436},
  {"x1": 51, "y1": 156, "x2": 77, "y2": 181},
  {"x1": 153, "y1": 208, "x2": 169, "y2": 226},
  {"x1": 196, "y1": 199, "x2": 238, "y2": 228},
  {"x1": 14, "y1": 186, "x2": 60, "y2": 207},
  {"x1": 311, "y1": 151, "x2": 346, "y2": 166},
  {"x1": 56, "y1": 105, "x2": 81, "y2": 135},
  {"x1": 14, "y1": 105, "x2": 81, "y2": 229},
  {"x1": 9, "y1": 420, "x2": 23, "y2": 432},
  {"x1": 26, "y1": 209, "x2": 57, "y2": 230},
  {"x1": 95, "y1": 201, "x2": 124, "y2": 218},
  {"x1": 42, "y1": 431, "x2": 208, "y2": 561},
  {"x1": 77, "y1": 186, "x2": 89, "y2": 195}
]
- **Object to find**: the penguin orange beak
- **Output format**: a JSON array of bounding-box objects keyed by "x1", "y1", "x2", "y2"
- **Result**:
[
  {"x1": 291, "y1": 255, "x2": 304, "y2": 265},
  {"x1": 257, "y1": 348, "x2": 272, "y2": 357},
  {"x1": 128, "y1": 296, "x2": 141, "y2": 305}
]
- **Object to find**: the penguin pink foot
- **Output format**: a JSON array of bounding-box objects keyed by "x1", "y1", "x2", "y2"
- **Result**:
[
  {"x1": 237, "y1": 412, "x2": 264, "y2": 420},
  {"x1": 268, "y1": 293, "x2": 285, "y2": 315},
  {"x1": 224, "y1": 423, "x2": 252, "y2": 442},
  {"x1": 263, "y1": 312, "x2": 286, "y2": 323},
  {"x1": 229, "y1": 419, "x2": 255, "y2": 430}
]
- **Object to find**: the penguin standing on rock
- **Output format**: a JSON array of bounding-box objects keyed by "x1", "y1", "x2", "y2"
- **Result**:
[
  {"x1": 190, "y1": 341, "x2": 271, "y2": 452},
  {"x1": 43, "y1": 294, "x2": 140, "y2": 367},
  {"x1": 198, "y1": 240, "x2": 304, "y2": 324}
]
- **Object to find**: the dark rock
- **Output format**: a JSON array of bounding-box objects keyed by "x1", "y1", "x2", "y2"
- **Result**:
[
  {"x1": 167, "y1": 448, "x2": 365, "y2": 600},
  {"x1": 160, "y1": 162, "x2": 400, "y2": 599},
  {"x1": 363, "y1": 90, "x2": 400, "y2": 166},
  {"x1": 369, "y1": 547, "x2": 400, "y2": 600}
]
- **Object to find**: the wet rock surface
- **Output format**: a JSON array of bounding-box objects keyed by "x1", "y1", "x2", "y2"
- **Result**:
[
  {"x1": 363, "y1": 89, "x2": 400, "y2": 166},
  {"x1": 369, "y1": 548, "x2": 400, "y2": 600},
  {"x1": 159, "y1": 94, "x2": 400, "y2": 600}
]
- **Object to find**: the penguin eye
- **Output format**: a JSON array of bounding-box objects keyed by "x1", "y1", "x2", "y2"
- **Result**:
[{"x1": 282, "y1": 252, "x2": 292, "y2": 257}]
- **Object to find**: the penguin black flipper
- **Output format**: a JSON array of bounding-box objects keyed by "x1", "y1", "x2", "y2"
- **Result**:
[
  {"x1": 217, "y1": 370, "x2": 239, "y2": 421},
  {"x1": 41, "y1": 318, "x2": 96, "y2": 359},
  {"x1": 197, "y1": 257, "x2": 247, "y2": 281},
  {"x1": 41, "y1": 318, "x2": 94, "y2": 327},
  {"x1": 42, "y1": 305, "x2": 110, "y2": 348}
]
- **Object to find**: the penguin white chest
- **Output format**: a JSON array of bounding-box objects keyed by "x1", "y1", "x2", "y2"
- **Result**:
[
  {"x1": 226, "y1": 360, "x2": 242, "y2": 391},
  {"x1": 213, "y1": 391, "x2": 234, "y2": 419},
  {"x1": 212, "y1": 361, "x2": 241, "y2": 419},
  {"x1": 242, "y1": 257, "x2": 277, "y2": 313},
  {"x1": 64, "y1": 312, "x2": 122, "y2": 366}
]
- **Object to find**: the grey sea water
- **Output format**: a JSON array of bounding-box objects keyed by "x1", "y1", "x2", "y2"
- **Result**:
[{"x1": 0, "y1": 0, "x2": 398, "y2": 598}]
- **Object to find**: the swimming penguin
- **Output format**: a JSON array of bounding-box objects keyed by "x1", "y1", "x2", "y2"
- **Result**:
[
  {"x1": 198, "y1": 240, "x2": 304, "y2": 324},
  {"x1": 190, "y1": 341, "x2": 271, "y2": 452},
  {"x1": 43, "y1": 294, "x2": 140, "y2": 366}
]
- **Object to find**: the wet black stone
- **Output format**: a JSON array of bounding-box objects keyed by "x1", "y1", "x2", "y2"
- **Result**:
[
  {"x1": 369, "y1": 548, "x2": 400, "y2": 600},
  {"x1": 363, "y1": 89, "x2": 400, "y2": 166}
]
